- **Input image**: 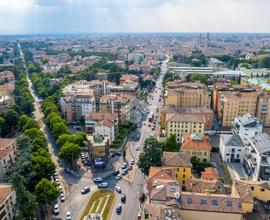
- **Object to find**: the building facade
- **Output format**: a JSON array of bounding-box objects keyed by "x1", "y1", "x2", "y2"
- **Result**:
[{"x1": 0, "y1": 184, "x2": 16, "y2": 220}]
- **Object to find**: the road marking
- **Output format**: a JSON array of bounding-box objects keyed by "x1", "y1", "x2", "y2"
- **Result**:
[
  {"x1": 89, "y1": 200, "x2": 96, "y2": 213},
  {"x1": 96, "y1": 197, "x2": 104, "y2": 213},
  {"x1": 100, "y1": 194, "x2": 110, "y2": 215}
]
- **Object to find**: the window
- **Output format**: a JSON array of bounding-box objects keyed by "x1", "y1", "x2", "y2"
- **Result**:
[
  {"x1": 211, "y1": 200, "x2": 218, "y2": 206},
  {"x1": 187, "y1": 198, "x2": 192, "y2": 204},
  {"x1": 261, "y1": 188, "x2": 265, "y2": 192},
  {"x1": 183, "y1": 168, "x2": 185, "y2": 173},
  {"x1": 200, "y1": 199, "x2": 207, "y2": 205},
  {"x1": 250, "y1": 186, "x2": 254, "y2": 191},
  {"x1": 183, "y1": 174, "x2": 185, "y2": 178},
  {"x1": 182, "y1": 180, "x2": 185, "y2": 185},
  {"x1": 226, "y1": 201, "x2": 232, "y2": 206}
]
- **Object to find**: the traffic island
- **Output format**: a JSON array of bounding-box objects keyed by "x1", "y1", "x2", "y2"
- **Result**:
[{"x1": 80, "y1": 190, "x2": 115, "y2": 220}]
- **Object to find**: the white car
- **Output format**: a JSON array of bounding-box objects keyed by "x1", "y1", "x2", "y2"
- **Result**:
[
  {"x1": 93, "y1": 177, "x2": 103, "y2": 182},
  {"x1": 130, "y1": 159, "x2": 135, "y2": 165},
  {"x1": 115, "y1": 174, "x2": 122, "y2": 180},
  {"x1": 115, "y1": 185, "x2": 122, "y2": 193},
  {"x1": 66, "y1": 211, "x2": 72, "y2": 220},
  {"x1": 53, "y1": 204, "x2": 59, "y2": 215}
]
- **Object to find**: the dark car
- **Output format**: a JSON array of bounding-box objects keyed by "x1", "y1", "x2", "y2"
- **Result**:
[
  {"x1": 116, "y1": 204, "x2": 122, "y2": 214},
  {"x1": 121, "y1": 194, "x2": 126, "y2": 203},
  {"x1": 139, "y1": 192, "x2": 146, "y2": 203},
  {"x1": 113, "y1": 170, "x2": 120, "y2": 176}
]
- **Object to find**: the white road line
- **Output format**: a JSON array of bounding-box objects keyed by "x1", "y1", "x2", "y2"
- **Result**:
[
  {"x1": 96, "y1": 197, "x2": 104, "y2": 213},
  {"x1": 100, "y1": 194, "x2": 110, "y2": 215},
  {"x1": 89, "y1": 200, "x2": 96, "y2": 213}
]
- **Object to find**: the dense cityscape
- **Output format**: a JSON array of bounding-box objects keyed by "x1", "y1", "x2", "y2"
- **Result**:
[{"x1": 1, "y1": 1, "x2": 270, "y2": 220}]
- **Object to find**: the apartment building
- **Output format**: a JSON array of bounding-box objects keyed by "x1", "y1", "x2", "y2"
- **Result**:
[
  {"x1": 218, "y1": 91, "x2": 257, "y2": 127},
  {"x1": 93, "y1": 120, "x2": 116, "y2": 145},
  {"x1": 166, "y1": 113, "x2": 205, "y2": 143},
  {"x1": 165, "y1": 82, "x2": 211, "y2": 108},
  {"x1": 182, "y1": 134, "x2": 212, "y2": 162},
  {"x1": 256, "y1": 93, "x2": 270, "y2": 127},
  {"x1": 244, "y1": 133, "x2": 270, "y2": 181},
  {"x1": 60, "y1": 82, "x2": 96, "y2": 123},
  {"x1": 161, "y1": 106, "x2": 213, "y2": 130},
  {"x1": 233, "y1": 114, "x2": 263, "y2": 144},
  {"x1": 0, "y1": 138, "x2": 16, "y2": 181},
  {"x1": 0, "y1": 184, "x2": 16, "y2": 220},
  {"x1": 162, "y1": 151, "x2": 192, "y2": 187}
]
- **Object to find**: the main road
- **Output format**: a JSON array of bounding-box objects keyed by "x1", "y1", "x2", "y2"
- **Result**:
[{"x1": 111, "y1": 58, "x2": 169, "y2": 220}]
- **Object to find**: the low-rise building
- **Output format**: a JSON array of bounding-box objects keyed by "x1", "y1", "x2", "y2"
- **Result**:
[
  {"x1": 93, "y1": 120, "x2": 116, "y2": 145},
  {"x1": 219, "y1": 134, "x2": 245, "y2": 163},
  {"x1": 162, "y1": 151, "x2": 192, "y2": 187},
  {"x1": 186, "y1": 178, "x2": 226, "y2": 194},
  {"x1": 182, "y1": 134, "x2": 212, "y2": 162},
  {"x1": 161, "y1": 106, "x2": 213, "y2": 130},
  {"x1": 0, "y1": 184, "x2": 16, "y2": 220},
  {"x1": 166, "y1": 113, "x2": 205, "y2": 143},
  {"x1": 201, "y1": 167, "x2": 220, "y2": 181},
  {"x1": 233, "y1": 114, "x2": 263, "y2": 144},
  {"x1": 0, "y1": 138, "x2": 16, "y2": 181},
  {"x1": 86, "y1": 135, "x2": 109, "y2": 168},
  {"x1": 244, "y1": 133, "x2": 270, "y2": 181}
]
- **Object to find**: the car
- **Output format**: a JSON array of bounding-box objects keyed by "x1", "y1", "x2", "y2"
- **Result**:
[
  {"x1": 211, "y1": 162, "x2": 217, "y2": 167},
  {"x1": 60, "y1": 194, "x2": 65, "y2": 203},
  {"x1": 93, "y1": 177, "x2": 103, "y2": 182},
  {"x1": 128, "y1": 165, "x2": 133, "y2": 170},
  {"x1": 53, "y1": 204, "x2": 59, "y2": 215},
  {"x1": 58, "y1": 186, "x2": 63, "y2": 193},
  {"x1": 81, "y1": 186, "x2": 90, "y2": 194},
  {"x1": 137, "y1": 211, "x2": 142, "y2": 219},
  {"x1": 136, "y1": 145, "x2": 140, "y2": 151},
  {"x1": 139, "y1": 193, "x2": 146, "y2": 203},
  {"x1": 130, "y1": 159, "x2": 135, "y2": 165},
  {"x1": 123, "y1": 161, "x2": 128, "y2": 167},
  {"x1": 121, "y1": 169, "x2": 127, "y2": 176},
  {"x1": 113, "y1": 170, "x2": 120, "y2": 176},
  {"x1": 115, "y1": 186, "x2": 122, "y2": 193},
  {"x1": 66, "y1": 211, "x2": 72, "y2": 220},
  {"x1": 116, "y1": 204, "x2": 122, "y2": 214},
  {"x1": 121, "y1": 194, "x2": 126, "y2": 203},
  {"x1": 152, "y1": 127, "x2": 155, "y2": 131},
  {"x1": 55, "y1": 179, "x2": 60, "y2": 186},
  {"x1": 115, "y1": 174, "x2": 122, "y2": 180},
  {"x1": 98, "y1": 182, "x2": 108, "y2": 188}
]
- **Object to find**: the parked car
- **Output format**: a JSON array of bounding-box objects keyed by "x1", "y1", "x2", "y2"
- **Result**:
[
  {"x1": 136, "y1": 145, "x2": 140, "y2": 151},
  {"x1": 116, "y1": 204, "x2": 122, "y2": 214},
  {"x1": 60, "y1": 194, "x2": 65, "y2": 203},
  {"x1": 121, "y1": 169, "x2": 127, "y2": 176},
  {"x1": 115, "y1": 174, "x2": 122, "y2": 180},
  {"x1": 115, "y1": 186, "x2": 122, "y2": 193},
  {"x1": 121, "y1": 194, "x2": 126, "y2": 203},
  {"x1": 53, "y1": 204, "x2": 60, "y2": 215},
  {"x1": 98, "y1": 182, "x2": 108, "y2": 188},
  {"x1": 137, "y1": 211, "x2": 142, "y2": 219},
  {"x1": 66, "y1": 211, "x2": 72, "y2": 220},
  {"x1": 113, "y1": 170, "x2": 120, "y2": 176},
  {"x1": 81, "y1": 186, "x2": 90, "y2": 194},
  {"x1": 128, "y1": 165, "x2": 133, "y2": 171},
  {"x1": 130, "y1": 159, "x2": 135, "y2": 165},
  {"x1": 93, "y1": 177, "x2": 103, "y2": 182}
]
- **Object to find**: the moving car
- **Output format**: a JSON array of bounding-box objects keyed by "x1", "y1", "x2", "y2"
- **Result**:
[
  {"x1": 114, "y1": 185, "x2": 122, "y2": 193},
  {"x1": 81, "y1": 186, "x2": 90, "y2": 194},
  {"x1": 98, "y1": 182, "x2": 108, "y2": 188},
  {"x1": 121, "y1": 194, "x2": 126, "y2": 203},
  {"x1": 66, "y1": 211, "x2": 72, "y2": 220},
  {"x1": 53, "y1": 204, "x2": 59, "y2": 215},
  {"x1": 116, "y1": 204, "x2": 122, "y2": 214},
  {"x1": 93, "y1": 177, "x2": 103, "y2": 182}
]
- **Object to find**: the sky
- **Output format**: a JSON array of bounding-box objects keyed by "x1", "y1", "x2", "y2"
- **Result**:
[{"x1": 0, "y1": 0, "x2": 270, "y2": 34}]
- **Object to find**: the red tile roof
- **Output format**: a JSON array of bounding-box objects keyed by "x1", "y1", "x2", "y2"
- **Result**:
[
  {"x1": 182, "y1": 134, "x2": 212, "y2": 150},
  {"x1": 201, "y1": 167, "x2": 220, "y2": 181}
]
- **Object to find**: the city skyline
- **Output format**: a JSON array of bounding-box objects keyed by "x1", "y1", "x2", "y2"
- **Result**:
[{"x1": 1, "y1": 0, "x2": 270, "y2": 34}]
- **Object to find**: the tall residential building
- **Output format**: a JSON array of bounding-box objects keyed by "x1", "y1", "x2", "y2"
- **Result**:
[
  {"x1": 256, "y1": 93, "x2": 270, "y2": 127},
  {"x1": 60, "y1": 83, "x2": 96, "y2": 123},
  {"x1": 166, "y1": 113, "x2": 205, "y2": 143},
  {"x1": 165, "y1": 82, "x2": 211, "y2": 108},
  {"x1": 218, "y1": 91, "x2": 257, "y2": 127},
  {"x1": 0, "y1": 184, "x2": 16, "y2": 220},
  {"x1": 244, "y1": 133, "x2": 270, "y2": 181}
]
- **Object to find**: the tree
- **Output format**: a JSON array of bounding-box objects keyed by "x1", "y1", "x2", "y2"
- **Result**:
[
  {"x1": 4, "y1": 109, "x2": 19, "y2": 128},
  {"x1": 0, "y1": 116, "x2": 5, "y2": 136},
  {"x1": 58, "y1": 142, "x2": 80, "y2": 167},
  {"x1": 191, "y1": 156, "x2": 212, "y2": 174},
  {"x1": 57, "y1": 134, "x2": 75, "y2": 147},
  {"x1": 31, "y1": 155, "x2": 56, "y2": 181},
  {"x1": 259, "y1": 56, "x2": 270, "y2": 68},
  {"x1": 138, "y1": 138, "x2": 162, "y2": 175},
  {"x1": 74, "y1": 132, "x2": 86, "y2": 146},
  {"x1": 162, "y1": 135, "x2": 179, "y2": 152},
  {"x1": 51, "y1": 122, "x2": 70, "y2": 139},
  {"x1": 19, "y1": 114, "x2": 31, "y2": 128},
  {"x1": 35, "y1": 178, "x2": 60, "y2": 206},
  {"x1": 22, "y1": 118, "x2": 40, "y2": 131},
  {"x1": 10, "y1": 172, "x2": 37, "y2": 219}
]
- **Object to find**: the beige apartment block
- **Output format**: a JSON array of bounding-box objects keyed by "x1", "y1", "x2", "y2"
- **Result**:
[
  {"x1": 165, "y1": 82, "x2": 211, "y2": 108},
  {"x1": 166, "y1": 113, "x2": 205, "y2": 143},
  {"x1": 256, "y1": 93, "x2": 270, "y2": 127},
  {"x1": 218, "y1": 91, "x2": 257, "y2": 127}
]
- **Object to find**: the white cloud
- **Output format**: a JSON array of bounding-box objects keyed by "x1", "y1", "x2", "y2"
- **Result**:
[{"x1": 0, "y1": 0, "x2": 269, "y2": 34}]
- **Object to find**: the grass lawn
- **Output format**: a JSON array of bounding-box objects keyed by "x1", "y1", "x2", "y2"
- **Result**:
[{"x1": 80, "y1": 190, "x2": 115, "y2": 220}]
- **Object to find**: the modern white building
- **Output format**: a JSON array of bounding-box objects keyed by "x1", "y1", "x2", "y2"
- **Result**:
[
  {"x1": 244, "y1": 133, "x2": 270, "y2": 181},
  {"x1": 233, "y1": 114, "x2": 263, "y2": 144},
  {"x1": 219, "y1": 134, "x2": 245, "y2": 163}
]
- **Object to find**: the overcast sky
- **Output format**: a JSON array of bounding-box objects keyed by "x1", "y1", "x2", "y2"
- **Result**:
[{"x1": 0, "y1": 0, "x2": 270, "y2": 34}]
